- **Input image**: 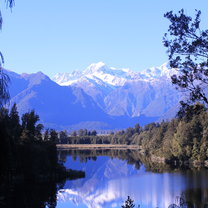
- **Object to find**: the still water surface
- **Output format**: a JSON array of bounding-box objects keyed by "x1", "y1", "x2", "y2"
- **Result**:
[{"x1": 56, "y1": 150, "x2": 208, "y2": 208}]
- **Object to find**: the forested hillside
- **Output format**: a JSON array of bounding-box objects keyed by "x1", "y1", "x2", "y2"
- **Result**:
[{"x1": 57, "y1": 103, "x2": 208, "y2": 168}]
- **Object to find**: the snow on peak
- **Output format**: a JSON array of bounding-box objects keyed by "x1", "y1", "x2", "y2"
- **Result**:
[
  {"x1": 53, "y1": 62, "x2": 137, "y2": 87},
  {"x1": 139, "y1": 62, "x2": 176, "y2": 80},
  {"x1": 52, "y1": 62, "x2": 175, "y2": 87},
  {"x1": 84, "y1": 62, "x2": 107, "y2": 74}
]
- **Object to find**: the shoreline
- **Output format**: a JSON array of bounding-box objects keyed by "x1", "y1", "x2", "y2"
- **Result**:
[
  {"x1": 57, "y1": 144, "x2": 141, "y2": 150},
  {"x1": 56, "y1": 144, "x2": 208, "y2": 169}
]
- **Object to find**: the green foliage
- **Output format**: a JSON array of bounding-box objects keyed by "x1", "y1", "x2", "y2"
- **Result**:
[
  {"x1": 0, "y1": 105, "x2": 74, "y2": 180},
  {"x1": 56, "y1": 104, "x2": 208, "y2": 167},
  {"x1": 177, "y1": 102, "x2": 206, "y2": 121},
  {"x1": 0, "y1": 105, "x2": 86, "y2": 207},
  {"x1": 91, "y1": 130, "x2": 97, "y2": 136},
  {"x1": 75, "y1": 129, "x2": 97, "y2": 137},
  {"x1": 21, "y1": 110, "x2": 43, "y2": 142},
  {"x1": 163, "y1": 10, "x2": 208, "y2": 164},
  {"x1": 164, "y1": 9, "x2": 208, "y2": 105},
  {"x1": 49, "y1": 129, "x2": 59, "y2": 144},
  {"x1": 131, "y1": 104, "x2": 208, "y2": 166},
  {"x1": 59, "y1": 131, "x2": 68, "y2": 144}
]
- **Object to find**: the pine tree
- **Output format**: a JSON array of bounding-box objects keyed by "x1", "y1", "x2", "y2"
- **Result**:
[
  {"x1": 9, "y1": 103, "x2": 21, "y2": 143},
  {"x1": 122, "y1": 196, "x2": 135, "y2": 208}
]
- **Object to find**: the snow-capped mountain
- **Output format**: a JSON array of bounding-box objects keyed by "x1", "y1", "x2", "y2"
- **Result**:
[
  {"x1": 139, "y1": 62, "x2": 177, "y2": 80},
  {"x1": 5, "y1": 62, "x2": 181, "y2": 130},
  {"x1": 53, "y1": 62, "x2": 135, "y2": 87},
  {"x1": 52, "y1": 62, "x2": 176, "y2": 87},
  {"x1": 52, "y1": 62, "x2": 180, "y2": 119}
]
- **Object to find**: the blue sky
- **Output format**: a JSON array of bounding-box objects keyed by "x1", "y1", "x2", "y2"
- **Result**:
[{"x1": 0, "y1": 0, "x2": 208, "y2": 77}]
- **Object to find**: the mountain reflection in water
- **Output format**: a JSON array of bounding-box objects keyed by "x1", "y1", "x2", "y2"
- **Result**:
[{"x1": 57, "y1": 149, "x2": 208, "y2": 208}]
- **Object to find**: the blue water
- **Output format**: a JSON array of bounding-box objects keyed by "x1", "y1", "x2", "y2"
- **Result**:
[{"x1": 56, "y1": 154, "x2": 208, "y2": 208}]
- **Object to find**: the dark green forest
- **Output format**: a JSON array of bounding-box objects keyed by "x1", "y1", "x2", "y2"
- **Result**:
[
  {"x1": 130, "y1": 103, "x2": 208, "y2": 167},
  {"x1": 0, "y1": 105, "x2": 84, "y2": 207},
  {"x1": 0, "y1": 104, "x2": 85, "y2": 180}
]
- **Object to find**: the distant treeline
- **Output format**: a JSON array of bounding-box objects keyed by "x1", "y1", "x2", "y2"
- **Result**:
[
  {"x1": 58, "y1": 103, "x2": 208, "y2": 168},
  {"x1": 54, "y1": 126, "x2": 140, "y2": 145},
  {"x1": 2, "y1": 102, "x2": 207, "y2": 170}
]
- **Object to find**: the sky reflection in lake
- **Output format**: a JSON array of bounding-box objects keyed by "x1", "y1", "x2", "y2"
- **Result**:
[{"x1": 56, "y1": 154, "x2": 208, "y2": 208}]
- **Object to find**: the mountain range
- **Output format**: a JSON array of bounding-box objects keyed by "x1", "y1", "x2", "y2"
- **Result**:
[{"x1": 6, "y1": 62, "x2": 182, "y2": 130}]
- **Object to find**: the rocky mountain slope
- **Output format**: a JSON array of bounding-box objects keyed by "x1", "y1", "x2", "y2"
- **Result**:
[
  {"x1": 53, "y1": 62, "x2": 181, "y2": 120},
  {"x1": 5, "y1": 62, "x2": 181, "y2": 130}
]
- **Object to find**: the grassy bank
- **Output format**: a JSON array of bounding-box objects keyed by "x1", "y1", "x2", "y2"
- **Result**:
[{"x1": 57, "y1": 144, "x2": 141, "y2": 150}]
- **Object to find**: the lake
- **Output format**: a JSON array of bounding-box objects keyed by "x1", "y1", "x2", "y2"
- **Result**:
[{"x1": 56, "y1": 149, "x2": 208, "y2": 208}]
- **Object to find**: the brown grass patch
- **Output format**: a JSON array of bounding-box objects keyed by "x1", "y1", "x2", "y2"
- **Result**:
[{"x1": 57, "y1": 144, "x2": 140, "y2": 150}]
